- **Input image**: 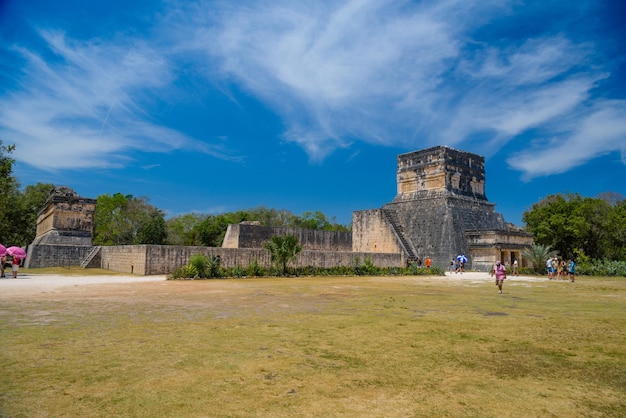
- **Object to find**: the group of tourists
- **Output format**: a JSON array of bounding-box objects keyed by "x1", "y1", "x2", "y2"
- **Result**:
[
  {"x1": 0, "y1": 254, "x2": 21, "y2": 278},
  {"x1": 546, "y1": 257, "x2": 575, "y2": 282},
  {"x1": 490, "y1": 256, "x2": 575, "y2": 294}
]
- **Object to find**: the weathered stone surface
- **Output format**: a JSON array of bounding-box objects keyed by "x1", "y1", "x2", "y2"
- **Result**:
[
  {"x1": 353, "y1": 146, "x2": 533, "y2": 270},
  {"x1": 223, "y1": 224, "x2": 352, "y2": 252},
  {"x1": 32, "y1": 186, "x2": 97, "y2": 246},
  {"x1": 98, "y1": 245, "x2": 402, "y2": 275},
  {"x1": 25, "y1": 186, "x2": 98, "y2": 268}
]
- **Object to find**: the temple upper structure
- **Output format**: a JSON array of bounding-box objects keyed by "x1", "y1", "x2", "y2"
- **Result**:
[{"x1": 353, "y1": 146, "x2": 532, "y2": 270}]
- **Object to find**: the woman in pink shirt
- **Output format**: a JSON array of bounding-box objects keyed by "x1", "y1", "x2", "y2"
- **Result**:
[{"x1": 494, "y1": 260, "x2": 507, "y2": 294}]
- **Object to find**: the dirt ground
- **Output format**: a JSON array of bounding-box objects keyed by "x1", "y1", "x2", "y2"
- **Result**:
[{"x1": 0, "y1": 270, "x2": 549, "y2": 301}]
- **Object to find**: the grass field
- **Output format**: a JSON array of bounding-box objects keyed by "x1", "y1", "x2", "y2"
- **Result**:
[{"x1": 1, "y1": 273, "x2": 624, "y2": 417}]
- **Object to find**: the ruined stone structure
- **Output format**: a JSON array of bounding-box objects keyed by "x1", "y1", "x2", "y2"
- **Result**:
[
  {"x1": 25, "y1": 186, "x2": 97, "y2": 268},
  {"x1": 353, "y1": 146, "x2": 533, "y2": 270},
  {"x1": 24, "y1": 146, "x2": 532, "y2": 274},
  {"x1": 222, "y1": 222, "x2": 352, "y2": 252}
]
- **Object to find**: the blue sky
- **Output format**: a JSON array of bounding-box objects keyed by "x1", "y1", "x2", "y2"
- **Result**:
[{"x1": 1, "y1": 0, "x2": 625, "y2": 226}]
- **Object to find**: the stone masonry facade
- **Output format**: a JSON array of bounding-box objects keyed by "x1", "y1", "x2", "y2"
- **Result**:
[
  {"x1": 353, "y1": 146, "x2": 533, "y2": 271},
  {"x1": 25, "y1": 146, "x2": 533, "y2": 274}
]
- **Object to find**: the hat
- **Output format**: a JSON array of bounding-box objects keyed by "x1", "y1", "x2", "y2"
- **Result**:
[{"x1": 496, "y1": 261, "x2": 501, "y2": 265}]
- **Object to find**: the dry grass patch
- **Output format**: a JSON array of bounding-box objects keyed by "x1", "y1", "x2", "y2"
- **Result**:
[{"x1": 0, "y1": 275, "x2": 624, "y2": 417}]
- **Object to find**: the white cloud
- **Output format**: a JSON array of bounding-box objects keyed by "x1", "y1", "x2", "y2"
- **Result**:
[
  {"x1": 1, "y1": 0, "x2": 624, "y2": 179},
  {"x1": 185, "y1": 0, "x2": 624, "y2": 172},
  {"x1": 0, "y1": 29, "x2": 227, "y2": 170},
  {"x1": 508, "y1": 100, "x2": 626, "y2": 179}
]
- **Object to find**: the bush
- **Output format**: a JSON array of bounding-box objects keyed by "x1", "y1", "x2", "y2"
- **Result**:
[
  {"x1": 245, "y1": 259, "x2": 265, "y2": 277},
  {"x1": 189, "y1": 254, "x2": 209, "y2": 278},
  {"x1": 168, "y1": 265, "x2": 198, "y2": 280},
  {"x1": 169, "y1": 258, "x2": 448, "y2": 280},
  {"x1": 577, "y1": 259, "x2": 626, "y2": 277}
]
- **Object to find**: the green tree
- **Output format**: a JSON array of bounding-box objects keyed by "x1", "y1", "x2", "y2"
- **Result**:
[
  {"x1": 263, "y1": 235, "x2": 303, "y2": 275},
  {"x1": 94, "y1": 193, "x2": 167, "y2": 245},
  {"x1": 523, "y1": 192, "x2": 626, "y2": 261},
  {"x1": 165, "y1": 213, "x2": 206, "y2": 246},
  {"x1": 606, "y1": 198, "x2": 626, "y2": 260},
  {"x1": 0, "y1": 141, "x2": 24, "y2": 245},
  {"x1": 14, "y1": 183, "x2": 56, "y2": 246},
  {"x1": 197, "y1": 211, "x2": 249, "y2": 247},
  {"x1": 521, "y1": 244, "x2": 558, "y2": 274}
]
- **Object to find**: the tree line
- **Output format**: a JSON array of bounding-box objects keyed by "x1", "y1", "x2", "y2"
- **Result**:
[{"x1": 0, "y1": 140, "x2": 350, "y2": 248}]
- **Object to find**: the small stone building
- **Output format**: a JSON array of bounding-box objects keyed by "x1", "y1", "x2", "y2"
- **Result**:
[
  {"x1": 24, "y1": 186, "x2": 97, "y2": 268},
  {"x1": 352, "y1": 146, "x2": 533, "y2": 270}
]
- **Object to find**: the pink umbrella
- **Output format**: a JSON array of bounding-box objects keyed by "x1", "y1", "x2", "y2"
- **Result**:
[
  {"x1": 6, "y1": 246, "x2": 26, "y2": 259},
  {"x1": 0, "y1": 244, "x2": 6, "y2": 257}
]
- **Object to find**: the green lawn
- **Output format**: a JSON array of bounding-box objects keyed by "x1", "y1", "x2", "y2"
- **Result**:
[{"x1": 1, "y1": 275, "x2": 624, "y2": 417}]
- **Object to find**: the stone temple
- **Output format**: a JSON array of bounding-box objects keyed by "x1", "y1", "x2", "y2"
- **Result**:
[
  {"x1": 25, "y1": 146, "x2": 533, "y2": 273},
  {"x1": 352, "y1": 146, "x2": 533, "y2": 270}
]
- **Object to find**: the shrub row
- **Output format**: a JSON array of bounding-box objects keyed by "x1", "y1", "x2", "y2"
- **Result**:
[{"x1": 168, "y1": 255, "x2": 446, "y2": 280}]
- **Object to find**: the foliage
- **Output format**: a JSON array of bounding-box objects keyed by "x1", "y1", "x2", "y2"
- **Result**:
[
  {"x1": 521, "y1": 244, "x2": 558, "y2": 274},
  {"x1": 189, "y1": 254, "x2": 209, "y2": 278},
  {"x1": 94, "y1": 193, "x2": 167, "y2": 245},
  {"x1": 0, "y1": 141, "x2": 54, "y2": 247},
  {"x1": 245, "y1": 259, "x2": 265, "y2": 277},
  {"x1": 180, "y1": 206, "x2": 350, "y2": 247},
  {"x1": 576, "y1": 259, "x2": 626, "y2": 277},
  {"x1": 523, "y1": 193, "x2": 625, "y2": 261},
  {"x1": 263, "y1": 235, "x2": 303, "y2": 275},
  {"x1": 15, "y1": 183, "x2": 56, "y2": 245},
  {"x1": 165, "y1": 213, "x2": 206, "y2": 246},
  {"x1": 197, "y1": 211, "x2": 249, "y2": 247},
  {"x1": 168, "y1": 264, "x2": 199, "y2": 279},
  {"x1": 0, "y1": 140, "x2": 20, "y2": 245},
  {"x1": 169, "y1": 257, "x2": 447, "y2": 280}
]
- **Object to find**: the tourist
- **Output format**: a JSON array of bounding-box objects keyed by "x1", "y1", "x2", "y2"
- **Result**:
[
  {"x1": 449, "y1": 259, "x2": 455, "y2": 272},
  {"x1": 425, "y1": 257, "x2": 431, "y2": 268},
  {"x1": 560, "y1": 259, "x2": 568, "y2": 279},
  {"x1": 494, "y1": 260, "x2": 507, "y2": 294},
  {"x1": 455, "y1": 259, "x2": 464, "y2": 274},
  {"x1": 12, "y1": 255, "x2": 19, "y2": 278},
  {"x1": 512, "y1": 258, "x2": 519, "y2": 276},
  {"x1": 0, "y1": 255, "x2": 5, "y2": 278},
  {"x1": 568, "y1": 259, "x2": 575, "y2": 283},
  {"x1": 546, "y1": 257, "x2": 553, "y2": 279}
]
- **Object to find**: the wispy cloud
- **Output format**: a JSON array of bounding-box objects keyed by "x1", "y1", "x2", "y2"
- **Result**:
[
  {"x1": 508, "y1": 100, "x2": 626, "y2": 179},
  {"x1": 0, "y1": 29, "x2": 229, "y2": 170},
  {"x1": 1, "y1": 0, "x2": 624, "y2": 180},
  {"x1": 185, "y1": 0, "x2": 624, "y2": 173}
]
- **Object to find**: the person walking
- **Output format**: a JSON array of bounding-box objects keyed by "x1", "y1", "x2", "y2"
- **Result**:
[
  {"x1": 494, "y1": 260, "x2": 507, "y2": 294},
  {"x1": 512, "y1": 258, "x2": 519, "y2": 276},
  {"x1": 568, "y1": 259, "x2": 575, "y2": 282},
  {"x1": 546, "y1": 257, "x2": 553, "y2": 279},
  {"x1": 12, "y1": 256, "x2": 19, "y2": 278}
]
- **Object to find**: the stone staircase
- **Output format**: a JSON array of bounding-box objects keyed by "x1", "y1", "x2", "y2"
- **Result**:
[
  {"x1": 80, "y1": 246, "x2": 101, "y2": 268},
  {"x1": 382, "y1": 208, "x2": 418, "y2": 259}
]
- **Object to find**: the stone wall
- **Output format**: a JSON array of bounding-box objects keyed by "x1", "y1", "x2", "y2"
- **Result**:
[
  {"x1": 98, "y1": 245, "x2": 403, "y2": 275},
  {"x1": 352, "y1": 209, "x2": 403, "y2": 254},
  {"x1": 24, "y1": 244, "x2": 93, "y2": 268},
  {"x1": 222, "y1": 224, "x2": 352, "y2": 251}
]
